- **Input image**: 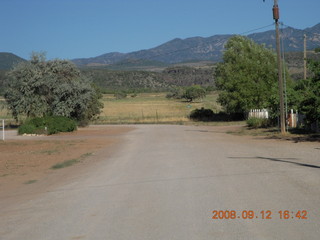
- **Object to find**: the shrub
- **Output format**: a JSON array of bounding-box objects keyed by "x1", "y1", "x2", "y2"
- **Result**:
[
  {"x1": 18, "y1": 124, "x2": 37, "y2": 135},
  {"x1": 189, "y1": 108, "x2": 215, "y2": 121},
  {"x1": 114, "y1": 91, "x2": 127, "y2": 99},
  {"x1": 246, "y1": 117, "x2": 270, "y2": 128},
  {"x1": 166, "y1": 87, "x2": 185, "y2": 99},
  {"x1": 18, "y1": 116, "x2": 77, "y2": 135},
  {"x1": 189, "y1": 108, "x2": 246, "y2": 122},
  {"x1": 184, "y1": 85, "x2": 206, "y2": 102}
]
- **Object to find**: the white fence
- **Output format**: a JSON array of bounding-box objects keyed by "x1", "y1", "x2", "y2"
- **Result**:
[
  {"x1": 248, "y1": 109, "x2": 269, "y2": 119},
  {"x1": 248, "y1": 109, "x2": 308, "y2": 129}
]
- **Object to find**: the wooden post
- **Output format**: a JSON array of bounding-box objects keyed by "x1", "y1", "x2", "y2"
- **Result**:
[
  {"x1": 273, "y1": 1, "x2": 286, "y2": 134},
  {"x1": 2, "y1": 119, "x2": 4, "y2": 141},
  {"x1": 304, "y1": 34, "x2": 307, "y2": 80}
]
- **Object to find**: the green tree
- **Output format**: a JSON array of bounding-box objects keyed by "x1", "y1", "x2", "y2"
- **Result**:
[
  {"x1": 166, "y1": 87, "x2": 185, "y2": 99},
  {"x1": 215, "y1": 36, "x2": 281, "y2": 114},
  {"x1": 184, "y1": 85, "x2": 206, "y2": 102},
  {"x1": 0, "y1": 70, "x2": 7, "y2": 96},
  {"x1": 296, "y1": 60, "x2": 320, "y2": 128},
  {"x1": 4, "y1": 53, "x2": 103, "y2": 123}
]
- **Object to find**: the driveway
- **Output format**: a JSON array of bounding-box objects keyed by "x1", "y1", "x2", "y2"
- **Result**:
[{"x1": 0, "y1": 125, "x2": 319, "y2": 239}]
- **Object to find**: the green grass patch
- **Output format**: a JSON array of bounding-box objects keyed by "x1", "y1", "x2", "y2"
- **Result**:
[
  {"x1": 51, "y1": 159, "x2": 80, "y2": 169},
  {"x1": 51, "y1": 152, "x2": 93, "y2": 170},
  {"x1": 81, "y1": 152, "x2": 93, "y2": 158},
  {"x1": 34, "y1": 149, "x2": 60, "y2": 155},
  {"x1": 24, "y1": 180, "x2": 37, "y2": 184},
  {"x1": 246, "y1": 117, "x2": 271, "y2": 128}
]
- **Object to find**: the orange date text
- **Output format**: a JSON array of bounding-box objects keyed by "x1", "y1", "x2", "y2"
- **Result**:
[{"x1": 211, "y1": 210, "x2": 308, "y2": 220}]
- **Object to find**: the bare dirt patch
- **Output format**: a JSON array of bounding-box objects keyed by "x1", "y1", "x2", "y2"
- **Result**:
[{"x1": 0, "y1": 125, "x2": 134, "y2": 197}]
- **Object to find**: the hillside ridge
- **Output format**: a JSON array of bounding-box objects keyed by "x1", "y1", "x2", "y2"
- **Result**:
[{"x1": 72, "y1": 23, "x2": 320, "y2": 66}]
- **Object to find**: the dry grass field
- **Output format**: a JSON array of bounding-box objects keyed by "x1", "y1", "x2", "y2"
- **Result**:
[
  {"x1": 94, "y1": 92, "x2": 222, "y2": 124},
  {"x1": 0, "y1": 92, "x2": 223, "y2": 125}
]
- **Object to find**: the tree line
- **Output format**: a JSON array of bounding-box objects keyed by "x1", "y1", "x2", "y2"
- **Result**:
[{"x1": 215, "y1": 35, "x2": 320, "y2": 129}]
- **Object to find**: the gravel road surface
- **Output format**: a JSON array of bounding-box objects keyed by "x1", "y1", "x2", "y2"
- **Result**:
[{"x1": 1, "y1": 125, "x2": 319, "y2": 240}]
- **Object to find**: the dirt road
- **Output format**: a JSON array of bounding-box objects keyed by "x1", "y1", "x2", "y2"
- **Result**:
[{"x1": 1, "y1": 125, "x2": 319, "y2": 239}]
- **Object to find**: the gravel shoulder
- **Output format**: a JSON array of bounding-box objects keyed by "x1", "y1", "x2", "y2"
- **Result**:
[{"x1": 0, "y1": 125, "x2": 134, "y2": 201}]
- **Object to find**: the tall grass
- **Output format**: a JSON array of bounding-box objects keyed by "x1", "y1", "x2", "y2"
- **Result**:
[{"x1": 94, "y1": 92, "x2": 222, "y2": 124}]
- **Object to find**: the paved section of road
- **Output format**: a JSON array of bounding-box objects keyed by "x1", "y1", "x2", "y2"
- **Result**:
[{"x1": 1, "y1": 125, "x2": 319, "y2": 239}]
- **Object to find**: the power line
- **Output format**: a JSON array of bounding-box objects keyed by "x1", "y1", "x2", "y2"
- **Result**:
[{"x1": 239, "y1": 23, "x2": 274, "y2": 35}]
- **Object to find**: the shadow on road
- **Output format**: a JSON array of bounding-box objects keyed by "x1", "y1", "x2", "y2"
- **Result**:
[{"x1": 229, "y1": 156, "x2": 320, "y2": 169}]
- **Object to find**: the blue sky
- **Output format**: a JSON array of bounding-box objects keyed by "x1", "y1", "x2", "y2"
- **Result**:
[{"x1": 1, "y1": 0, "x2": 319, "y2": 60}]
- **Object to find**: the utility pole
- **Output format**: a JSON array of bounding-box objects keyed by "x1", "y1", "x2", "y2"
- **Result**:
[
  {"x1": 304, "y1": 34, "x2": 307, "y2": 80},
  {"x1": 265, "y1": 0, "x2": 286, "y2": 134}
]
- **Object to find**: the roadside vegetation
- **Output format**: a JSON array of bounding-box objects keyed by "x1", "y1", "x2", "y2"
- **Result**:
[
  {"x1": 1, "y1": 53, "x2": 103, "y2": 134},
  {"x1": 18, "y1": 116, "x2": 77, "y2": 135},
  {"x1": 215, "y1": 35, "x2": 319, "y2": 132},
  {"x1": 0, "y1": 40, "x2": 319, "y2": 134},
  {"x1": 51, "y1": 152, "x2": 93, "y2": 169}
]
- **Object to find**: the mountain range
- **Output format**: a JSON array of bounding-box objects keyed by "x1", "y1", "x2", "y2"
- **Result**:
[
  {"x1": 1, "y1": 23, "x2": 319, "y2": 70},
  {"x1": 72, "y1": 23, "x2": 320, "y2": 67}
]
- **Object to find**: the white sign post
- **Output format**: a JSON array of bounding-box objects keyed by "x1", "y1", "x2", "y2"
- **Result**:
[{"x1": 1, "y1": 119, "x2": 4, "y2": 141}]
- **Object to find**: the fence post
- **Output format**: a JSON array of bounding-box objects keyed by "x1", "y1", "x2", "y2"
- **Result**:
[{"x1": 1, "y1": 119, "x2": 4, "y2": 141}]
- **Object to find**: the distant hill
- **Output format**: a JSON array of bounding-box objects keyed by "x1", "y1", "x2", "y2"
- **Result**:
[
  {"x1": 0, "y1": 52, "x2": 26, "y2": 70},
  {"x1": 81, "y1": 65, "x2": 215, "y2": 93},
  {"x1": 96, "y1": 58, "x2": 169, "y2": 71},
  {"x1": 285, "y1": 51, "x2": 320, "y2": 80},
  {"x1": 72, "y1": 23, "x2": 320, "y2": 67}
]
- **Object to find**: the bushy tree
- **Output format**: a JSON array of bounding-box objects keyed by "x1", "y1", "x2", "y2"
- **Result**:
[
  {"x1": 296, "y1": 60, "x2": 320, "y2": 128},
  {"x1": 215, "y1": 36, "x2": 281, "y2": 114},
  {"x1": 166, "y1": 87, "x2": 185, "y2": 99},
  {"x1": 4, "y1": 53, "x2": 103, "y2": 123},
  {"x1": 184, "y1": 85, "x2": 206, "y2": 102},
  {"x1": 114, "y1": 91, "x2": 127, "y2": 99}
]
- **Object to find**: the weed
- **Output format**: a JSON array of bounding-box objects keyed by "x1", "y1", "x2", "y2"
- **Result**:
[
  {"x1": 81, "y1": 152, "x2": 93, "y2": 158},
  {"x1": 51, "y1": 152, "x2": 93, "y2": 170},
  {"x1": 51, "y1": 159, "x2": 79, "y2": 169},
  {"x1": 34, "y1": 149, "x2": 60, "y2": 155},
  {"x1": 24, "y1": 180, "x2": 37, "y2": 184}
]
